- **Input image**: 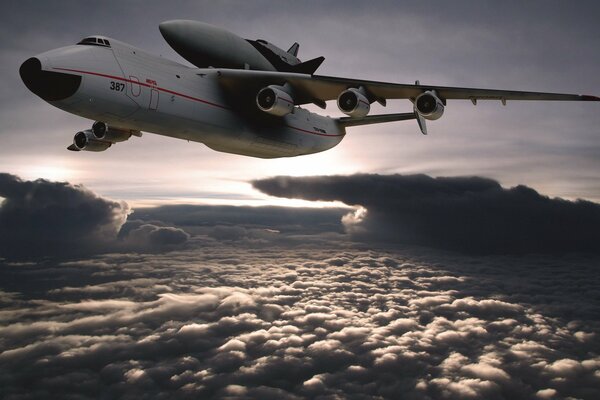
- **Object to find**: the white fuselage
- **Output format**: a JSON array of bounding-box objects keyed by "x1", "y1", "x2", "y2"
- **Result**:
[{"x1": 33, "y1": 38, "x2": 345, "y2": 158}]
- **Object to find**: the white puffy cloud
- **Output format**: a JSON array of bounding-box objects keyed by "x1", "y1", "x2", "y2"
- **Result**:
[{"x1": 0, "y1": 245, "x2": 599, "y2": 399}]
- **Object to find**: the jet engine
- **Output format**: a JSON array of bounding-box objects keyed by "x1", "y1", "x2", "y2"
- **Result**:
[
  {"x1": 91, "y1": 121, "x2": 133, "y2": 142},
  {"x1": 72, "y1": 130, "x2": 112, "y2": 152},
  {"x1": 414, "y1": 91, "x2": 445, "y2": 120},
  {"x1": 256, "y1": 85, "x2": 294, "y2": 116},
  {"x1": 337, "y1": 88, "x2": 370, "y2": 118}
]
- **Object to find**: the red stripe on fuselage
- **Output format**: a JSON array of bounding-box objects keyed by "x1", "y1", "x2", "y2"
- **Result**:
[
  {"x1": 52, "y1": 67, "x2": 344, "y2": 138},
  {"x1": 53, "y1": 67, "x2": 229, "y2": 110}
]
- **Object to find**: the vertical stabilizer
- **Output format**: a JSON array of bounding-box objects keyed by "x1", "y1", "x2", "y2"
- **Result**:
[{"x1": 287, "y1": 42, "x2": 299, "y2": 57}]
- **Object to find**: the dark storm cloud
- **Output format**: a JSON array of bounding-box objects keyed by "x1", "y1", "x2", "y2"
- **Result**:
[
  {"x1": 253, "y1": 174, "x2": 600, "y2": 255},
  {"x1": 0, "y1": 246, "x2": 598, "y2": 399},
  {"x1": 0, "y1": 173, "x2": 357, "y2": 260},
  {"x1": 0, "y1": 173, "x2": 128, "y2": 259},
  {"x1": 0, "y1": 173, "x2": 190, "y2": 259}
]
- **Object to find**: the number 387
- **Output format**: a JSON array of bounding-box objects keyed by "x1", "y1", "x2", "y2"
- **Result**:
[{"x1": 110, "y1": 81, "x2": 125, "y2": 91}]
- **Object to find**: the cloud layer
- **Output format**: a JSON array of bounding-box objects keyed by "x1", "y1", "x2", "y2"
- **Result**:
[
  {"x1": 1, "y1": 173, "x2": 599, "y2": 398},
  {"x1": 3, "y1": 172, "x2": 599, "y2": 259},
  {"x1": 253, "y1": 174, "x2": 600, "y2": 254},
  {"x1": 1, "y1": 246, "x2": 598, "y2": 399}
]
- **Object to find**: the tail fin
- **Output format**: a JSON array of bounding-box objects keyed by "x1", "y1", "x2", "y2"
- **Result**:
[
  {"x1": 289, "y1": 56, "x2": 325, "y2": 75},
  {"x1": 287, "y1": 42, "x2": 299, "y2": 57}
]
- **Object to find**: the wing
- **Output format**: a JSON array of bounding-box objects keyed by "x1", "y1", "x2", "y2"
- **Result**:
[{"x1": 215, "y1": 68, "x2": 600, "y2": 107}]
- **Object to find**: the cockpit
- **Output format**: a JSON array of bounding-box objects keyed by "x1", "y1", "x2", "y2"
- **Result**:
[{"x1": 77, "y1": 36, "x2": 111, "y2": 47}]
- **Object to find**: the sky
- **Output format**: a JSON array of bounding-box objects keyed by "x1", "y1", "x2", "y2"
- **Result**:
[
  {"x1": 1, "y1": 0, "x2": 600, "y2": 205},
  {"x1": 1, "y1": 1, "x2": 600, "y2": 399}
]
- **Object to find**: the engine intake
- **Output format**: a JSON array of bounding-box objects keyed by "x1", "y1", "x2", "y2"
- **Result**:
[
  {"x1": 414, "y1": 91, "x2": 445, "y2": 120},
  {"x1": 337, "y1": 88, "x2": 370, "y2": 118},
  {"x1": 256, "y1": 85, "x2": 294, "y2": 116},
  {"x1": 73, "y1": 130, "x2": 112, "y2": 152}
]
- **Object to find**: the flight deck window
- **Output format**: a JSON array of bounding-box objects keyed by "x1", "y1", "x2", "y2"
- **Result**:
[{"x1": 77, "y1": 37, "x2": 111, "y2": 48}]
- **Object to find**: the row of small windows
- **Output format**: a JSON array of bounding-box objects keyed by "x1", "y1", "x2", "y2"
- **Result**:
[{"x1": 77, "y1": 37, "x2": 111, "y2": 47}]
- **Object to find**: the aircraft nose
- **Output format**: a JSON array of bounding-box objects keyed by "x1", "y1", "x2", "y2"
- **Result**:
[{"x1": 20, "y1": 57, "x2": 82, "y2": 101}]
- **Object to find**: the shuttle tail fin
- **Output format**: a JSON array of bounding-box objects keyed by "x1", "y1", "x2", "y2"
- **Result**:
[{"x1": 287, "y1": 42, "x2": 299, "y2": 57}]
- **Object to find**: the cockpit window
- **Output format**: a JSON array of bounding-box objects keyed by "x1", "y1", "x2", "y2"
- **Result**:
[
  {"x1": 77, "y1": 37, "x2": 111, "y2": 47},
  {"x1": 78, "y1": 37, "x2": 96, "y2": 44}
]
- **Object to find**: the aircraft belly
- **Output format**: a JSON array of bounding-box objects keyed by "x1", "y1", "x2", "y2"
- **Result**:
[
  {"x1": 203, "y1": 113, "x2": 345, "y2": 159},
  {"x1": 127, "y1": 106, "x2": 240, "y2": 144}
]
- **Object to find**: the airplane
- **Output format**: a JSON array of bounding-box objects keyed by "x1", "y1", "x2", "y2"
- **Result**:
[{"x1": 20, "y1": 20, "x2": 599, "y2": 159}]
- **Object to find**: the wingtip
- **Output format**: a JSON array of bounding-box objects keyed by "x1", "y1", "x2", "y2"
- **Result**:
[{"x1": 581, "y1": 95, "x2": 600, "y2": 101}]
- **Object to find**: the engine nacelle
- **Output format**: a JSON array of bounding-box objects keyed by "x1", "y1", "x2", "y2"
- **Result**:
[
  {"x1": 73, "y1": 130, "x2": 112, "y2": 152},
  {"x1": 256, "y1": 85, "x2": 294, "y2": 116},
  {"x1": 91, "y1": 121, "x2": 133, "y2": 143},
  {"x1": 337, "y1": 88, "x2": 370, "y2": 118},
  {"x1": 414, "y1": 91, "x2": 445, "y2": 120}
]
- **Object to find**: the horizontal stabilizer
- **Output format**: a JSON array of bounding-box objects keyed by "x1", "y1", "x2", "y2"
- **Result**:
[
  {"x1": 289, "y1": 56, "x2": 325, "y2": 75},
  {"x1": 336, "y1": 112, "x2": 416, "y2": 128}
]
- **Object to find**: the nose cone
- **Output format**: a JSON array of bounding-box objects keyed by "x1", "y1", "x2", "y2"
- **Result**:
[
  {"x1": 159, "y1": 20, "x2": 248, "y2": 69},
  {"x1": 159, "y1": 20, "x2": 222, "y2": 56},
  {"x1": 20, "y1": 57, "x2": 81, "y2": 101},
  {"x1": 159, "y1": 20, "x2": 215, "y2": 68},
  {"x1": 158, "y1": 20, "x2": 180, "y2": 36},
  {"x1": 159, "y1": 19, "x2": 202, "y2": 39},
  {"x1": 159, "y1": 20, "x2": 192, "y2": 46}
]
